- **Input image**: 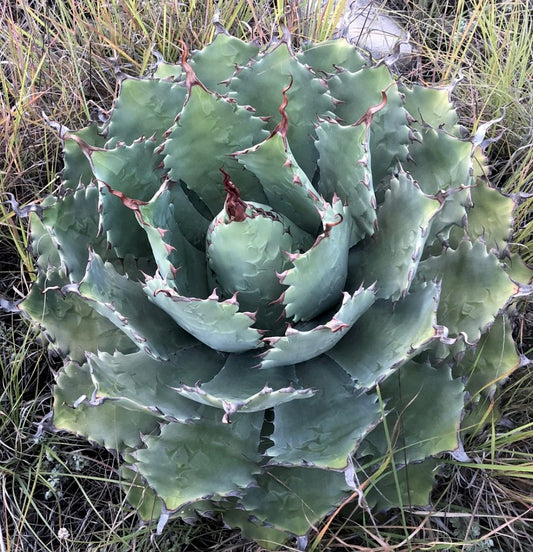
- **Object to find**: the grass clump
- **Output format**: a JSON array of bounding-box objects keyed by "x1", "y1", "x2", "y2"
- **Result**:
[{"x1": 1, "y1": 0, "x2": 532, "y2": 551}]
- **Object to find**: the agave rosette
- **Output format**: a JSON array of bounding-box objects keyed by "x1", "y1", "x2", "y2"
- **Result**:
[{"x1": 19, "y1": 30, "x2": 531, "y2": 547}]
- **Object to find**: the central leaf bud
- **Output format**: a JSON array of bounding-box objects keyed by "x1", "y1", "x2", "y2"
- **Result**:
[{"x1": 206, "y1": 175, "x2": 293, "y2": 330}]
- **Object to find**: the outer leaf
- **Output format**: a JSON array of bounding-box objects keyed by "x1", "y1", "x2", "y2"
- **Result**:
[
  {"x1": 404, "y1": 127, "x2": 473, "y2": 194},
  {"x1": 189, "y1": 33, "x2": 260, "y2": 93},
  {"x1": 453, "y1": 314, "x2": 521, "y2": 399},
  {"x1": 268, "y1": 356, "x2": 381, "y2": 469},
  {"x1": 88, "y1": 347, "x2": 224, "y2": 422},
  {"x1": 105, "y1": 78, "x2": 187, "y2": 146},
  {"x1": 133, "y1": 409, "x2": 263, "y2": 511},
  {"x1": 62, "y1": 126, "x2": 105, "y2": 189},
  {"x1": 364, "y1": 459, "x2": 440, "y2": 512},
  {"x1": 298, "y1": 40, "x2": 367, "y2": 73},
  {"x1": 92, "y1": 139, "x2": 165, "y2": 259},
  {"x1": 362, "y1": 361, "x2": 463, "y2": 463},
  {"x1": 418, "y1": 240, "x2": 518, "y2": 341},
  {"x1": 238, "y1": 467, "x2": 349, "y2": 537},
  {"x1": 314, "y1": 119, "x2": 375, "y2": 245},
  {"x1": 466, "y1": 179, "x2": 514, "y2": 253},
  {"x1": 54, "y1": 361, "x2": 158, "y2": 450},
  {"x1": 400, "y1": 83, "x2": 460, "y2": 134},
  {"x1": 38, "y1": 185, "x2": 107, "y2": 283},
  {"x1": 173, "y1": 352, "x2": 314, "y2": 419},
  {"x1": 20, "y1": 270, "x2": 136, "y2": 362},
  {"x1": 138, "y1": 184, "x2": 210, "y2": 297},
  {"x1": 328, "y1": 66, "x2": 410, "y2": 184},
  {"x1": 229, "y1": 41, "x2": 335, "y2": 177},
  {"x1": 163, "y1": 85, "x2": 267, "y2": 215},
  {"x1": 79, "y1": 253, "x2": 196, "y2": 358}
]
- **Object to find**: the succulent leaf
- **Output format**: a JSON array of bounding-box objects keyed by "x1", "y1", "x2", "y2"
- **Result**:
[
  {"x1": 418, "y1": 240, "x2": 518, "y2": 341},
  {"x1": 144, "y1": 277, "x2": 263, "y2": 353},
  {"x1": 105, "y1": 78, "x2": 187, "y2": 147},
  {"x1": 15, "y1": 28, "x2": 532, "y2": 547},
  {"x1": 327, "y1": 282, "x2": 440, "y2": 387},
  {"x1": 268, "y1": 356, "x2": 381, "y2": 468},
  {"x1": 133, "y1": 409, "x2": 263, "y2": 511},
  {"x1": 80, "y1": 253, "x2": 195, "y2": 358},
  {"x1": 348, "y1": 170, "x2": 442, "y2": 300}
]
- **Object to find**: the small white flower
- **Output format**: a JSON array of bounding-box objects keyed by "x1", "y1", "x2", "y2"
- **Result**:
[{"x1": 57, "y1": 527, "x2": 70, "y2": 540}]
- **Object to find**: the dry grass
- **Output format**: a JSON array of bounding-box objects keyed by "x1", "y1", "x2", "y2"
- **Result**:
[{"x1": 1, "y1": 1, "x2": 532, "y2": 551}]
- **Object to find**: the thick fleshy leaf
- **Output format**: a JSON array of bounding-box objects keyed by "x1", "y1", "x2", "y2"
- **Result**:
[
  {"x1": 328, "y1": 66, "x2": 410, "y2": 184},
  {"x1": 88, "y1": 347, "x2": 224, "y2": 422},
  {"x1": 238, "y1": 467, "x2": 349, "y2": 537},
  {"x1": 20, "y1": 270, "x2": 136, "y2": 362},
  {"x1": 418, "y1": 240, "x2": 518, "y2": 341},
  {"x1": 54, "y1": 361, "x2": 159, "y2": 450},
  {"x1": 404, "y1": 127, "x2": 473, "y2": 194},
  {"x1": 206, "y1": 205, "x2": 293, "y2": 328},
  {"x1": 138, "y1": 185, "x2": 209, "y2": 297},
  {"x1": 173, "y1": 352, "x2": 314, "y2": 419},
  {"x1": 133, "y1": 409, "x2": 263, "y2": 511},
  {"x1": 453, "y1": 314, "x2": 521, "y2": 399},
  {"x1": 347, "y1": 170, "x2": 442, "y2": 300},
  {"x1": 92, "y1": 139, "x2": 165, "y2": 259},
  {"x1": 28, "y1": 204, "x2": 62, "y2": 271},
  {"x1": 234, "y1": 132, "x2": 322, "y2": 237},
  {"x1": 62, "y1": 125, "x2": 105, "y2": 189},
  {"x1": 189, "y1": 32, "x2": 260, "y2": 93},
  {"x1": 163, "y1": 85, "x2": 268, "y2": 215},
  {"x1": 79, "y1": 253, "x2": 196, "y2": 358},
  {"x1": 315, "y1": 119, "x2": 375, "y2": 245},
  {"x1": 120, "y1": 463, "x2": 163, "y2": 521},
  {"x1": 298, "y1": 39, "x2": 367, "y2": 73},
  {"x1": 466, "y1": 179, "x2": 514, "y2": 253},
  {"x1": 229, "y1": 41, "x2": 335, "y2": 178},
  {"x1": 261, "y1": 287, "x2": 375, "y2": 369},
  {"x1": 268, "y1": 356, "x2": 381, "y2": 469},
  {"x1": 400, "y1": 83, "x2": 460, "y2": 134},
  {"x1": 326, "y1": 282, "x2": 439, "y2": 388},
  {"x1": 105, "y1": 78, "x2": 187, "y2": 146},
  {"x1": 143, "y1": 277, "x2": 262, "y2": 352},
  {"x1": 280, "y1": 199, "x2": 352, "y2": 322},
  {"x1": 362, "y1": 360, "x2": 463, "y2": 463},
  {"x1": 38, "y1": 185, "x2": 106, "y2": 283},
  {"x1": 364, "y1": 459, "x2": 440, "y2": 512}
]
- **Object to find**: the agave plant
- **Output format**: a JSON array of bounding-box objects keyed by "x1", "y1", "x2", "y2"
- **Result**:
[{"x1": 17, "y1": 28, "x2": 531, "y2": 548}]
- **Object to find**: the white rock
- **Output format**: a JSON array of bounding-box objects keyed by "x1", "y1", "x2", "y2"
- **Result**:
[
  {"x1": 342, "y1": 0, "x2": 412, "y2": 59},
  {"x1": 306, "y1": 0, "x2": 413, "y2": 60}
]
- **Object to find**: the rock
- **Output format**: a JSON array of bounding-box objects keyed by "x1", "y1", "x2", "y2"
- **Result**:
[{"x1": 307, "y1": 0, "x2": 414, "y2": 62}]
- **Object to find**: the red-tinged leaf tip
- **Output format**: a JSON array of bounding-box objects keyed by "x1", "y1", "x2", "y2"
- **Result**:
[
  {"x1": 227, "y1": 292, "x2": 240, "y2": 305},
  {"x1": 284, "y1": 251, "x2": 300, "y2": 262},
  {"x1": 276, "y1": 270, "x2": 289, "y2": 284},
  {"x1": 179, "y1": 40, "x2": 209, "y2": 94},
  {"x1": 169, "y1": 265, "x2": 179, "y2": 279},
  {"x1": 154, "y1": 288, "x2": 173, "y2": 298},
  {"x1": 164, "y1": 243, "x2": 176, "y2": 255},
  {"x1": 101, "y1": 183, "x2": 147, "y2": 209},
  {"x1": 242, "y1": 310, "x2": 258, "y2": 321},
  {"x1": 327, "y1": 319, "x2": 350, "y2": 333},
  {"x1": 208, "y1": 289, "x2": 219, "y2": 300},
  {"x1": 271, "y1": 76, "x2": 293, "y2": 144},
  {"x1": 220, "y1": 167, "x2": 247, "y2": 222},
  {"x1": 355, "y1": 90, "x2": 388, "y2": 128}
]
